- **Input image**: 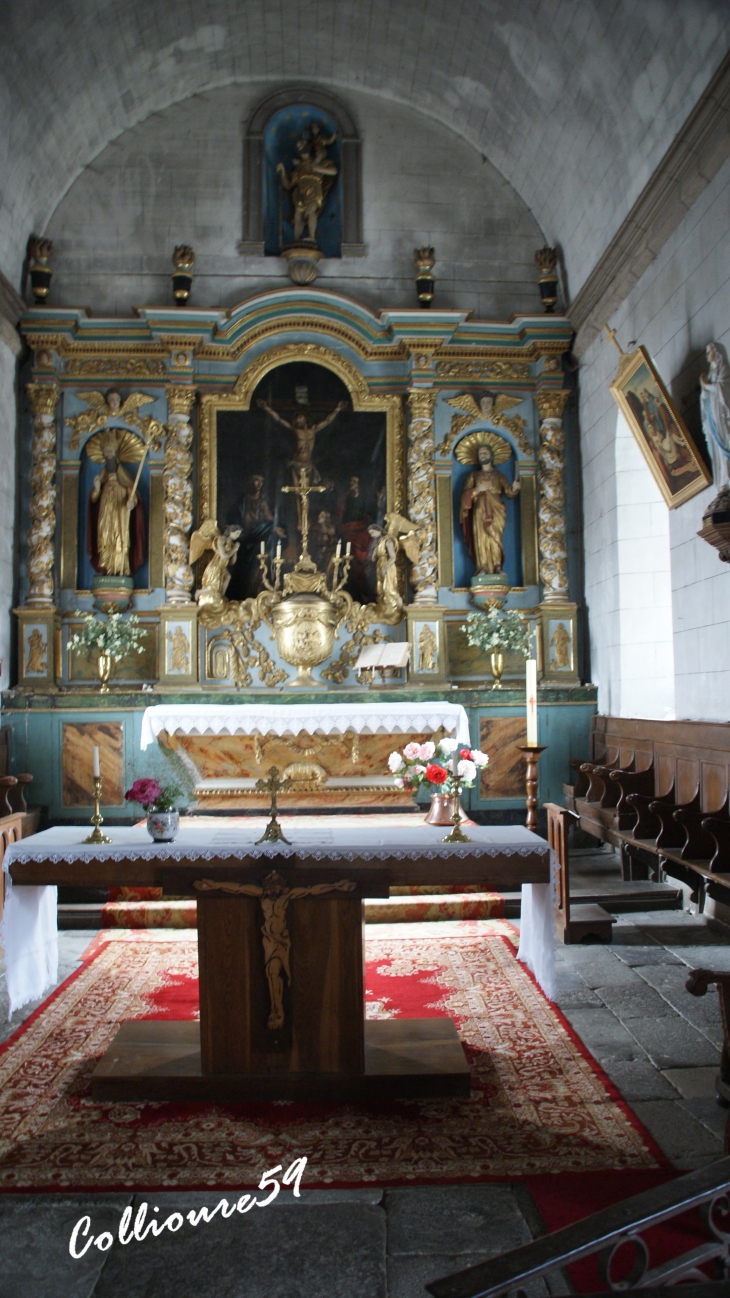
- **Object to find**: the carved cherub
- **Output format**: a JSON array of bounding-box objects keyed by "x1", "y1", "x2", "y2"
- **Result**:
[
  {"x1": 189, "y1": 519, "x2": 243, "y2": 611},
  {"x1": 439, "y1": 392, "x2": 523, "y2": 456},
  {"x1": 67, "y1": 390, "x2": 159, "y2": 450}
]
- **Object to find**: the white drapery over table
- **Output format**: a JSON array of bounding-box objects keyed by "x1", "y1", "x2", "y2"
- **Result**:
[
  {"x1": 3, "y1": 821, "x2": 555, "y2": 1013},
  {"x1": 139, "y1": 700, "x2": 472, "y2": 749}
]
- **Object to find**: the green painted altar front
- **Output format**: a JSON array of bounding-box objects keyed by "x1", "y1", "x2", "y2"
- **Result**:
[{"x1": 5, "y1": 289, "x2": 595, "y2": 815}]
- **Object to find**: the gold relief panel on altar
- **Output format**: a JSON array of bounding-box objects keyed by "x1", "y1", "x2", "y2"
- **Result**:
[
  {"x1": 197, "y1": 345, "x2": 405, "y2": 619},
  {"x1": 158, "y1": 607, "x2": 198, "y2": 685}
]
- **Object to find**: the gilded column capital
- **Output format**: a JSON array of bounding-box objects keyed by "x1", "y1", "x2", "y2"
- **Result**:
[
  {"x1": 406, "y1": 387, "x2": 439, "y2": 604},
  {"x1": 26, "y1": 382, "x2": 60, "y2": 417},
  {"x1": 166, "y1": 386, "x2": 196, "y2": 417},
  {"x1": 535, "y1": 388, "x2": 570, "y2": 603},
  {"x1": 535, "y1": 389, "x2": 569, "y2": 422}
]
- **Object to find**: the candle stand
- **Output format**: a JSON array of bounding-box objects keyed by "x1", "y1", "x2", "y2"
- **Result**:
[
  {"x1": 83, "y1": 776, "x2": 112, "y2": 844},
  {"x1": 442, "y1": 773, "x2": 471, "y2": 843},
  {"x1": 517, "y1": 745, "x2": 547, "y2": 834}
]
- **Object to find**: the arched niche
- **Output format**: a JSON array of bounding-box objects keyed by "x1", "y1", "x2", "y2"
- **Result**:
[{"x1": 239, "y1": 86, "x2": 364, "y2": 258}]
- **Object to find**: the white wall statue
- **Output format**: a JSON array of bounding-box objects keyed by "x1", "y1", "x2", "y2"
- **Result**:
[{"x1": 700, "y1": 342, "x2": 730, "y2": 491}]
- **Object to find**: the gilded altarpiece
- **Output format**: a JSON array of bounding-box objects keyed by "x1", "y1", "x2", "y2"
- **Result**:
[{"x1": 9, "y1": 294, "x2": 594, "y2": 820}]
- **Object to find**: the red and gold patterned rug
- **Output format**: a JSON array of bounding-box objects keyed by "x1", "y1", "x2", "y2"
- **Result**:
[{"x1": 0, "y1": 924, "x2": 664, "y2": 1192}]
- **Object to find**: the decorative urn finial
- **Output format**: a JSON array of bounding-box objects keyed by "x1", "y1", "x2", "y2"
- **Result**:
[
  {"x1": 172, "y1": 246, "x2": 195, "y2": 306},
  {"x1": 414, "y1": 247, "x2": 436, "y2": 308},
  {"x1": 27, "y1": 237, "x2": 54, "y2": 305},
  {"x1": 534, "y1": 247, "x2": 558, "y2": 313}
]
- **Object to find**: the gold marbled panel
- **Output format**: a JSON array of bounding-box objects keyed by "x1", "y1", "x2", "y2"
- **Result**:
[
  {"x1": 478, "y1": 716, "x2": 527, "y2": 799},
  {"x1": 68, "y1": 625, "x2": 159, "y2": 683},
  {"x1": 62, "y1": 721, "x2": 124, "y2": 806},
  {"x1": 164, "y1": 730, "x2": 441, "y2": 782}
]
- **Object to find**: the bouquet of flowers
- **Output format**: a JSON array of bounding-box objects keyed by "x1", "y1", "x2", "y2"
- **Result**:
[
  {"x1": 124, "y1": 778, "x2": 181, "y2": 812},
  {"x1": 68, "y1": 611, "x2": 146, "y2": 662},
  {"x1": 388, "y1": 737, "x2": 488, "y2": 795},
  {"x1": 462, "y1": 608, "x2": 531, "y2": 657}
]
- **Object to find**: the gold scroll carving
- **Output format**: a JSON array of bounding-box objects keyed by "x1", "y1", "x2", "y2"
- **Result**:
[
  {"x1": 535, "y1": 389, "x2": 570, "y2": 602},
  {"x1": 164, "y1": 386, "x2": 195, "y2": 603},
  {"x1": 26, "y1": 383, "x2": 60, "y2": 608},
  {"x1": 64, "y1": 357, "x2": 168, "y2": 379},
  {"x1": 406, "y1": 389, "x2": 439, "y2": 604},
  {"x1": 435, "y1": 359, "x2": 530, "y2": 382}
]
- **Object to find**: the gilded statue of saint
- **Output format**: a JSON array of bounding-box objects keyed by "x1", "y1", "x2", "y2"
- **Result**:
[
  {"x1": 87, "y1": 427, "x2": 146, "y2": 577},
  {"x1": 457, "y1": 434, "x2": 520, "y2": 575},
  {"x1": 276, "y1": 125, "x2": 338, "y2": 244}
]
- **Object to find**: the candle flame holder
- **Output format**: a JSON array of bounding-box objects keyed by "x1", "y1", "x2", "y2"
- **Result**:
[
  {"x1": 518, "y1": 744, "x2": 547, "y2": 833},
  {"x1": 83, "y1": 776, "x2": 112, "y2": 844}
]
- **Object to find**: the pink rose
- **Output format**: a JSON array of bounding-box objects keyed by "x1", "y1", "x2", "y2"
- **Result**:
[
  {"x1": 418, "y1": 741, "x2": 436, "y2": 761},
  {"x1": 403, "y1": 742, "x2": 422, "y2": 760}
]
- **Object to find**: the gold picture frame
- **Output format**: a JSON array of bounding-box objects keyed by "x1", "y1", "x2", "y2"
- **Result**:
[
  {"x1": 198, "y1": 342, "x2": 406, "y2": 615},
  {"x1": 609, "y1": 346, "x2": 711, "y2": 508}
]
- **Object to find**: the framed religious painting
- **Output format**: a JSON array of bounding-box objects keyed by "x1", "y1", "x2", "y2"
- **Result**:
[
  {"x1": 609, "y1": 346, "x2": 711, "y2": 508},
  {"x1": 198, "y1": 350, "x2": 405, "y2": 612}
]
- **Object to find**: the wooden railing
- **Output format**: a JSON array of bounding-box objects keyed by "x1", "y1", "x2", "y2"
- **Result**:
[{"x1": 426, "y1": 1158, "x2": 730, "y2": 1298}]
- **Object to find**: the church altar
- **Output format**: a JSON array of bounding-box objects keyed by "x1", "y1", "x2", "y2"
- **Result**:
[
  {"x1": 140, "y1": 699, "x2": 472, "y2": 808},
  {"x1": 4, "y1": 818, "x2": 554, "y2": 1099}
]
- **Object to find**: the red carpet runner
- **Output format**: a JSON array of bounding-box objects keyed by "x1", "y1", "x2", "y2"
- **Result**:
[{"x1": 0, "y1": 924, "x2": 665, "y2": 1192}]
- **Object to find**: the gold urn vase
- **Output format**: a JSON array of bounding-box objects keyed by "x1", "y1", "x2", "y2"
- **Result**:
[{"x1": 271, "y1": 593, "x2": 339, "y2": 689}]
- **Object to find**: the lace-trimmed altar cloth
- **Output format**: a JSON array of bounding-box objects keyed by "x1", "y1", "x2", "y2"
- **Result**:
[
  {"x1": 139, "y1": 701, "x2": 471, "y2": 750},
  {"x1": 3, "y1": 821, "x2": 555, "y2": 1013}
]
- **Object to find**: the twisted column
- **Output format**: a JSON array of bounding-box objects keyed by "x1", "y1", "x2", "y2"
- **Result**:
[
  {"x1": 164, "y1": 387, "x2": 195, "y2": 603},
  {"x1": 406, "y1": 389, "x2": 438, "y2": 605},
  {"x1": 26, "y1": 383, "x2": 60, "y2": 608},
  {"x1": 535, "y1": 389, "x2": 570, "y2": 602}
]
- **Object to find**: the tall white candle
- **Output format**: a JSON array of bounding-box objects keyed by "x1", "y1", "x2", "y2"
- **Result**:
[
  {"x1": 345, "y1": 541, "x2": 351, "y2": 556},
  {"x1": 526, "y1": 659, "x2": 538, "y2": 746},
  {"x1": 259, "y1": 540, "x2": 265, "y2": 555},
  {"x1": 336, "y1": 539, "x2": 342, "y2": 558},
  {"x1": 92, "y1": 745, "x2": 100, "y2": 778},
  {"x1": 276, "y1": 541, "x2": 282, "y2": 559}
]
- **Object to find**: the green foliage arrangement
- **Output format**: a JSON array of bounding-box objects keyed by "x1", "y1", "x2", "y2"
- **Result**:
[
  {"x1": 462, "y1": 608, "x2": 532, "y2": 658},
  {"x1": 68, "y1": 612, "x2": 146, "y2": 663}
]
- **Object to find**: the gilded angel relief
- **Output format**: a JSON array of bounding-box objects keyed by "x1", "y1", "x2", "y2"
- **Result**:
[
  {"x1": 189, "y1": 519, "x2": 243, "y2": 614},
  {"x1": 438, "y1": 392, "x2": 529, "y2": 457}
]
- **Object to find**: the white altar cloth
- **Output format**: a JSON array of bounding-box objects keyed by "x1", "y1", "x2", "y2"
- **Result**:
[
  {"x1": 139, "y1": 700, "x2": 471, "y2": 750},
  {"x1": 3, "y1": 821, "x2": 554, "y2": 1011}
]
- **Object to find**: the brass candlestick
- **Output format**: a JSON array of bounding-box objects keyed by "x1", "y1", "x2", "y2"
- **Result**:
[
  {"x1": 83, "y1": 776, "x2": 112, "y2": 844},
  {"x1": 518, "y1": 745, "x2": 547, "y2": 833},
  {"x1": 442, "y1": 774, "x2": 471, "y2": 843},
  {"x1": 255, "y1": 766, "x2": 293, "y2": 844}
]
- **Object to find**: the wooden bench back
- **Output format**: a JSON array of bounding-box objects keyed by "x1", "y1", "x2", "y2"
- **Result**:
[{"x1": 591, "y1": 716, "x2": 730, "y2": 812}]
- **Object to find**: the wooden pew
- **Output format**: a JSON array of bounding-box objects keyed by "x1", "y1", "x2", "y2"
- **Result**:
[
  {"x1": 564, "y1": 716, "x2": 730, "y2": 913},
  {"x1": 545, "y1": 803, "x2": 615, "y2": 943}
]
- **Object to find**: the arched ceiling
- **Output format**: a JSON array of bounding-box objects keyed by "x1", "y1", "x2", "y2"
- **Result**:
[{"x1": 2, "y1": 0, "x2": 729, "y2": 303}]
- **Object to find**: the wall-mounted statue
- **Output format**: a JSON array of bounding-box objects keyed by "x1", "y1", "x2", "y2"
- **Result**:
[
  {"x1": 368, "y1": 512, "x2": 420, "y2": 623},
  {"x1": 456, "y1": 431, "x2": 520, "y2": 575},
  {"x1": 86, "y1": 427, "x2": 147, "y2": 578},
  {"x1": 700, "y1": 342, "x2": 730, "y2": 494}
]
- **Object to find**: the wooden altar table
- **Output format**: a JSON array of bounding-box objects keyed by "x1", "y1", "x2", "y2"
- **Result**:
[{"x1": 4, "y1": 819, "x2": 553, "y2": 1103}]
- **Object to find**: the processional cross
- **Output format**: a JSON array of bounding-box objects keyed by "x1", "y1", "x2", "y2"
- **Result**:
[{"x1": 281, "y1": 466, "x2": 326, "y2": 564}]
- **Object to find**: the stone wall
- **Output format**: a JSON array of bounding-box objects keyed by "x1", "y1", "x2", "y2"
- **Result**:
[
  {"x1": 579, "y1": 151, "x2": 730, "y2": 721},
  {"x1": 43, "y1": 85, "x2": 543, "y2": 319}
]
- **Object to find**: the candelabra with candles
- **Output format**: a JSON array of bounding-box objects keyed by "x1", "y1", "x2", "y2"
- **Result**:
[{"x1": 83, "y1": 745, "x2": 112, "y2": 844}]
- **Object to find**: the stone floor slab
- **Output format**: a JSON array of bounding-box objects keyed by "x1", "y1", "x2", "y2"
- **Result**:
[
  {"x1": 600, "y1": 1058, "x2": 680, "y2": 1101},
  {"x1": 0, "y1": 1193, "x2": 131, "y2": 1298},
  {"x1": 631, "y1": 1100, "x2": 724, "y2": 1164},
  {"x1": 387, "y1": 1255, "x2": 548, "y2": 1298},
  {"x1": 560, "y1": 1007, "x2": 649, "y2": 1061},
  {"x1": 663, "y1": 1066, "x2": 720, "y2": 1098},
  {"x1": 623, "y1": 1015, "x2": 721, "y2": 1070},
  {"x1": 594, "y1": 982, "x2": 673, "y2": 1020},
  {"x1": 385, "y1": 1185, "x2": 531, "y2": 1256}
]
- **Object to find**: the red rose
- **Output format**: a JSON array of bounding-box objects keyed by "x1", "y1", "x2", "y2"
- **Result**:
[
  {"x1": 425, "y1": 763, "x2": 448, "y2": 785},
  {"x1": 125, "y1": 778, "x2": 163, "y2": 808},
  {"x1": 460, "y1": 748, "x2": 472, "y2": 759}
]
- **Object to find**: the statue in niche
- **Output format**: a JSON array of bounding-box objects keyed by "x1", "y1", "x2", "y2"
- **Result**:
[
  {"x1": 456, "y1": 431, "x2": 520, "y2": 575},
  {"x1": 86, "y1": 427, "x2": 146, "y2": 577},
  {"x1": 276, "y1": 125, "x2": 338, "y2": 244},
  {"x1": 700, "y1": 342, "x2": 730, "y2": 508},
  {"x1": 189, "y1": 520, "x2": 243, "y2": 612}
]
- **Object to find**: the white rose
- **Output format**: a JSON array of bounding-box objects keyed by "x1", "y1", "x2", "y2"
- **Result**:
[
  {"x1": 388, "y1": 751, "x2": 405, "y2": 773},
  {"x1": 470, "y1": 749, "x2": 489, "y2": 767},
  {"x1": 393, "y1": 777, "x2": 405, "y2": 789},
  {"x1": 438, "y1": 737, "x2": 459, "y2": 754},
  {"x1": 457, "y1": 759, "x2": 477, "y2": 783}
]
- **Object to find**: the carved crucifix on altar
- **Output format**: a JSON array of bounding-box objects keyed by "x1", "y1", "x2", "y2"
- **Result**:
[{"x1": 281, "y1": 465, "x2": 326, "y2": 564}]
